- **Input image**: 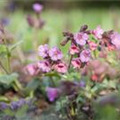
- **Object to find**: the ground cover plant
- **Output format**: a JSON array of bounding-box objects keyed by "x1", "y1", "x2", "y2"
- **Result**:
[{"x1": 1, "y1": 1, "x2": 120, "y2": 120}]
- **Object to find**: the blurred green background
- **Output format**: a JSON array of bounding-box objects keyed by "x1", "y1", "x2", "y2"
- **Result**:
[{"x1": 0, "y1": 0, "x2": 120, "y2": 53}]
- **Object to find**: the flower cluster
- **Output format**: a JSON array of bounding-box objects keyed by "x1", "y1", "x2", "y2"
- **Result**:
[
  {"x1": 61, "y1": 25, "x2": 94, "y2": 69},
  {"x1": 0, "y1": 99, "x2": 31, "y2": 111},
  {"x1": 23, "y1": 25, "x2": 120, "y2": 119},
  {"x1": 38, "y1": 45, "x2": 67, "y2": 73},
  {"x1": 61, "y1": 25, "x2": 120, "y2": 70},
  {"x1": 25, "y1": 45, "x2": 67, "y2": 76}
]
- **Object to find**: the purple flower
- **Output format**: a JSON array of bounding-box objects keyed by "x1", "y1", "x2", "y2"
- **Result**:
[
  {"x1": 38, "y1": 44, "x2": 49, "y2": 58},
  {"x1": 74, "y1": 32, "x2": 89, "y2": 46},
  {"x1": 10, "y1": 101, "x2": 19, "y2": 110},
  {"x1": 0, "y1": 18, "x2": 10, "y2": 26},
  {"x1": 17, "y1": 99, "x2": 26, "y2": 107},
  {"x1": 33, "y1": 3, "x2": 43, "y2": 13},
  {"x1": 38, "y1": 60, "x2": 51, "y2": 72},
  {"x1": 0, "y1": 102, "x2": 9, "y2": 110},
  {"x1": 110, "y1": 32, "x2": 120, "y2": 50},
  {"x1": 79, "y1": 80, "x2": 86, "y2": 87},
  {"x1": 49, "y1": 47, "x2": 63, "y2": 61},
  {"x1": 46, "y1": 87, "x2": 59, "y2": 102},
  {"x1": 92, "y1": 26, "x2": 104, "y2": 39},
  {"x1": 80, "y1": 49, "x2": 91, "y2": 63}
]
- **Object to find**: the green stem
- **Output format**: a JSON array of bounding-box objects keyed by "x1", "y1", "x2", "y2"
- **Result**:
[
  {"x1": 3, "y1": 31, "x2": 11, "y2": 74},
  {"x1": 68, "y1": 55, "x2": 73, "y2": 70},
  {"x1": 0, "y1": 59, "x2": 9, "y2": 74},
  {"x1": 50, "y1": 76, "x2": 56, "y2": 87}
]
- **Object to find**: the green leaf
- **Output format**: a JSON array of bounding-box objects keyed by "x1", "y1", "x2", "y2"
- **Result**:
[
  {"x1": 0, "y1": 96, "x2": 9, "y2": 102},
  {"x1": 26, "y1": 78, "x2": 40, "y2": 91},
  {"x1": 0, "y1": 73, "x2": 19, "y2": 85},
  {"x1": 16, "y1": 105, "x2": 28, "y2": 118},
  {"x1": 9, "y1": 40, "x2": 23, "y2": 51}
]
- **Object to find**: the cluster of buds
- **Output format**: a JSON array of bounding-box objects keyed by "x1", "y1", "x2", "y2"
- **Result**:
[
  {"x1": 25, "y1": 44, "x2": 67, "y2": 76},
  {"x1": 0, "y1": 98, "x2": 31, "y2": 111},
  {"x1": 26, "y1": 3, "x2": 45, "y2": 29}
]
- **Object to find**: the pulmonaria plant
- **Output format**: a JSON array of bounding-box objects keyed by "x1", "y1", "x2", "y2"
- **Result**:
[{"x1": 25, "y1": 25, "x2": 120, "y2": 120}]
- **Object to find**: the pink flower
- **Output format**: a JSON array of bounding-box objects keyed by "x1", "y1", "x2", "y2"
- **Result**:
[
  {"x1": 92, "y1": 26, "x2": 104, "y2": 39},
  {"x1": 46, "y1": 87, "x2": 59, "y2": 102},
  {"x1": 88, "y1": 41, "x2": 97, "y2": 51},
  {"x1": 74, "y1": 32, "x2": 89, "y2": 46},
  {"x1": 53, "y1": 62, "x2": 67, "y2": 73},
  {"x1": 110, "y1": 32, "x2": 120, "y2": 50},
  {"x1": 91, "y1": 74, "x2": 99, "y2": 82},
  {"x1": 49, "y1": 47, "x2": 63, "y2": 61},
  {"x1": 80, "y1": 49, "x2": 91, "y2": 63},
  {"x1": 25, "y1": 63, "x2": 39, "y2": 76},
  {"x1": 69, "y1": 45, "x2": 79, "y2": 55},
  {"x1": 33, "y1": 3, "x2": 43, "y2": 13},
  {"x1": 71, "y1": 58, "x2": 81, "y2": 68},
  {"x1": 38, "y1": 60, "x2": 51, "y2": 72},
  {"x1": 107, "y1": 45, "x2": 115, "y2": 51},
  {"x1": 38, "y1": 44, "x2": 49, "y2": 58}
]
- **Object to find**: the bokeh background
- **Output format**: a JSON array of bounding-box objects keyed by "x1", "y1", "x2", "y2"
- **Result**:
[{"x1": 0, "y1": 0, "x2": 120, "y2": 53}]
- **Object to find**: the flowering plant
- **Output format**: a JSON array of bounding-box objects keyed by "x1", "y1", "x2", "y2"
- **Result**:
[{"x1": 25, "y1": 25, "x2": 120, "y2": 120}]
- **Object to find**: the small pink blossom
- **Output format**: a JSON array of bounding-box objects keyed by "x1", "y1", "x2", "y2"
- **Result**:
[
  {"x1": 46, "y1": 87, "x2": 59, "y2": 102},
  {"x1": 53, "y1": 62, "x2": 67, "y2": 73},
  {"x1": 107, "y1": 45, "x2": 115, "y2": 51},
  {"x1": 33, "y1": 3, "x2": 43, "y2": 13},
  {"x1": 74, "y1": 32, "x2": 89, "y2": 46},
  {"x1": 71, "y1": 58, "x2": 81, "y2": 68},
  {"x1": 38, "y1": 44, "x2": 49, "y2": 58},
  {"x1": 110, "y1": 32, "x2": 120, "y2": 50},
  {"x1": 88, "y1": 41, "x2": 97, "y2": 51},
  {"x1": 92, "y1": 26, "x2": 104, "y2": 39},
  {"x1": 80, "y1": 49, "x2": 91, "y2": 63},
  {"x1": 69, "y1": 45, "x2": 79, "y2": 55},
  {"x1": 49, "y1": 47, "x2": 63, "y2": 61},
  {"x1": 25, "y1": 63, "x2": 39, "y2": 76},
  {"x1": 38, "y1": 60, "x2": 51, "y2": 72}
]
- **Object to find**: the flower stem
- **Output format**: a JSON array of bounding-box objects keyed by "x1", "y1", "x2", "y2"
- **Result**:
[
  {"x1": 3, "y1": 30, "x2": 11, "y2": 74},
  {"x1": 0, "y1": 59, "x2": 9, "y2": 74},
  {"x1": 50, "y1": 76, "x2": 56, "y2": 87},
  {"x1": 68, "y1": 55, "x2": 73, "y2": 70}
]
